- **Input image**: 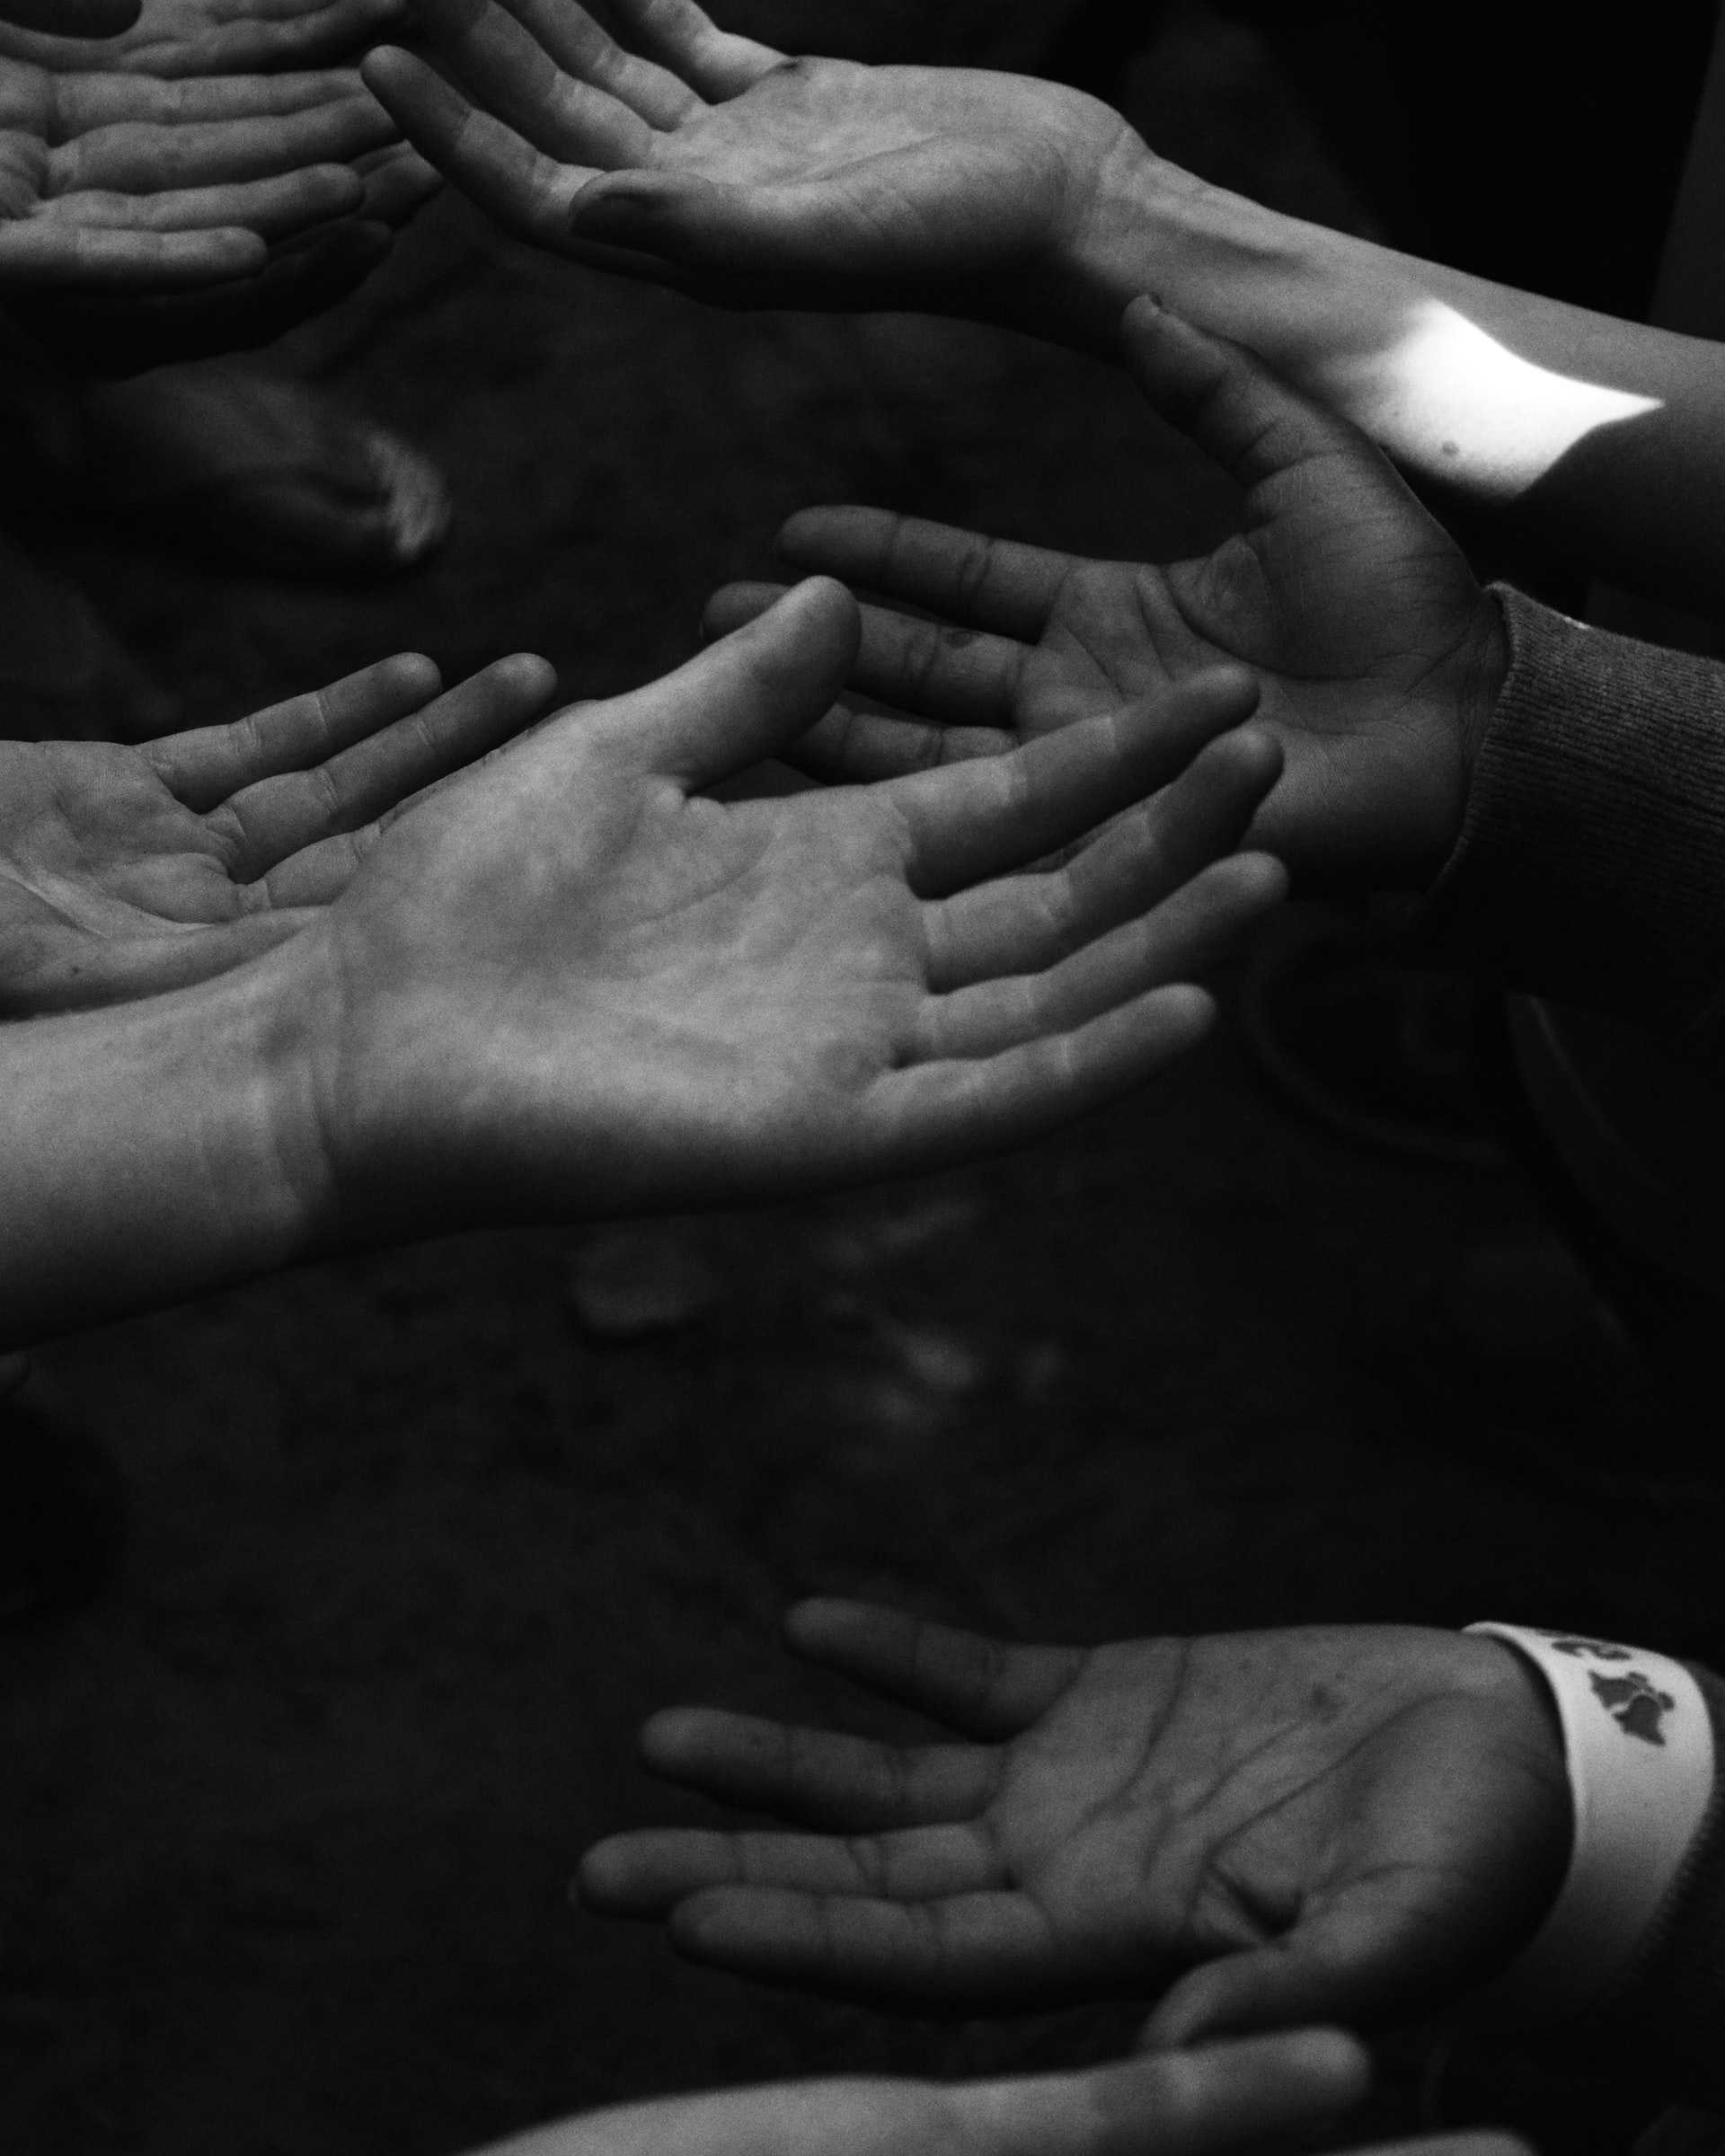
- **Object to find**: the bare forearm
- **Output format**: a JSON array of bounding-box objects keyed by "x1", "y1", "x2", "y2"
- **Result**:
[
  {"x1": 0, "y1": 964, "x2": 317, "y2": 1347},
  {"x1": 1050, "y1": 138, "x2": 1725, "y2": 614}
]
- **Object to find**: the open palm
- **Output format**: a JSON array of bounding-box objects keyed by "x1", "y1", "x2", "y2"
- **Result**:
[
  {"x1": 0, "y1": 49, "x2": 395, "y2": 286},
  {"x1": 708, "y1": 303, "x2": 1506, "y2": 895},
  {"x1": 360, "y1": 0, "x2": 1135, "y2": 318},
  {"x1": 580, "y1": 1600, "x2": 1570, "y2": 2041},
  {"x1": 296, "y1": 581, "x2": 1287, "y2": 1233},
  {"x1": 0, "y1": 651, "x2": 554, "y2": 1012}
]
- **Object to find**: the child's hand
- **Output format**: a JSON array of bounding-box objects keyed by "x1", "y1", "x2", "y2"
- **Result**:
[
  {"x1": 579, "y1": 1601, "x2": 1570, "y2": 2041},
  {"x1": 706, "y1": 300, "x2": 1506, "y2": 897},
  {"x1": 282, "y1": 579, "x2": 1286, "y2": 1234},
  {"x1": 0, "y1": 651, "x2": 556, "y2": 1012},
  {"x1": 359, "y1": 0, "x2": 1136, "y2": 325}
]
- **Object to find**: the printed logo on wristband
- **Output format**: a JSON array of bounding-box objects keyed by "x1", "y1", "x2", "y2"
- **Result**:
[{"x1": 1464, "y1": 1623, "x2": 1715, "y2": 2024}]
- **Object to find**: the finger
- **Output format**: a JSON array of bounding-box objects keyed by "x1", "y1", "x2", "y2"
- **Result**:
[
  {"x1": 947, "y1": 2033, "x2": 1372, "y2": 2156},
  {"x1": 492, "y1": 0, "x2": 702, "y2": 125},
  {"x1": 410, "y1": 0, "x2": 656, "y2": 167},
  {"x1": 777, "y1": 508, "x2": 1069, "y2": 643},
  {"x1": 784, "y1": 704, "x2": 1010, "y2": 787},
  {"x1": 923, "y1": 725, "x2": 1283, "y2": 990},
  {"x1": 1119, "y1": 296, "x2": 1366, "y2": 494},
  {"x1": 218, "y1": 653, "x2": 559, "y2": 875},
  {"x1": 581, "y1": 1820, "x2": 1003, "y2": 1915},
  {"x1": 707, "y1": 578, "x2": 1032, "y2": 732},
  {"x1": 862, "y1": 980, "x2": 1220, "y2": 1174},
  {"x1": 668, "y1": 1884, "x2": 1068, "y2": 2003},
  {"x1": 56, "y1": 164, "x2": 365, "y2": 239},
  {"x1": 353, "y1": 138, "x2": 440, "y2": 222},
  {"x1": 783, "y1": 1601, "x2": 1078, "y2": 1739},
  {"x1": 363, "y1": 45, "x2": 588, "y2": 247},
  {"x1": 632, "y1": 1705, "x2": 999, "y2": 1826},
  {"x1": 594, "y1": 0, "x2": 782, "y2": 99},
  {"x1": 55, "y1": 94, "x2": 396, "y2": 196},
  {"x1": 0, "y1": 219, "x2": 266, "y2": 286},
  {"x1": 183, "y1": 0, "x2": 411, "y2": 73},
  {"x1": 579, "y1": 577, "x2": 859, "y2": 788},
  {"x1": 149, "y1": 653, "x2": 442, "y2": 805},
  {"x1": 916, "y1": 852, "x2": 1284, "y2": 1061},
  {"x1": 885, "y1": 667, "x2": 1260, "y2": 897},
  {"x1": 54, "y1": 67, "x2": 377, "y2": 127}
]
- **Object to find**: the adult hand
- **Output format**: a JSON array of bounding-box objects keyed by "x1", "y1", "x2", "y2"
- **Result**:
[
  {"x1": 280, "y1": 579, "x2": 1286, "y2": 1236},
  {"x1": 359, "y1": 0, "x2": 1138, "y2": 324},
  {"x1": 579, "y1": 1600, "x2": 1571, "y2": 2043},
  {"x1": 707, "y1": 302, "x2": 1507, "y2": 895},
  {"x1": 0, "y1": 49, "x2": 395, "y2": 289},
  {"x1": 0, "y1": 650, "x2": 555, "y2": 1012},
  {"x1": 0, "y1": 0, "x2": 404, "y2": 75}
]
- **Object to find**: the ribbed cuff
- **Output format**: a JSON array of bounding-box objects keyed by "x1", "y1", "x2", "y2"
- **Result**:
[{"x1": 1422, "y1": 586, "x2": 1725, "y2": 1077}]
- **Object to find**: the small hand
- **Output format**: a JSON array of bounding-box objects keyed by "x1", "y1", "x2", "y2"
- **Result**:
[
  {"x1": 285, "y1": 579, "x2": 1287, "y2": 1234},
  {"x1": 359, "y1": 0, "x2": 1137, "y2": 322},
  {"x1": 0, "y1": 50, "x2": 396, "y2": 289},
  {"x1": 707, "y1": 301, "x2": 1506, "y2": 894},
  {"x1": 468, "y1": 2032, "x2": 1421, "y2": 2156},
  {"x1": 579, "y1": 1600, "x2": 1570, "y2": 2040},
  {"x1": 0, "y1": 650, "x2": 555, "y2": 1011},
  {"x1": 0, "y1": 0, "x2": 406, "y2": 75}
]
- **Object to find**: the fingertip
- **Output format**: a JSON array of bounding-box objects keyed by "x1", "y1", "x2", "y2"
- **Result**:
[
  {"x1": 379, "y1": 649, "x2": 442, "y2": 699},
  {"x1": 573, "y1": 1837, "x2": 632, "y2": 1911},
  {"x1": 636, "y1": 1704, "x2": 711, "y2": 1770},
  {"x1": 359, "y1": 43, "x2": 415, "y2": 98},
  {"x1": 782, "y1": 1596, "x2": 862, "y2": 1654},
  {"x1": 490, "y1": 650, "x2": 559, "y2": 703},
  {"x1": 1205, "y1": 722, "x2": 1282, "y2": 793},
  {"x1": 1151, "y1": 980, "x2": 1216, "y2": 1046},
  {"x1": 1219, "y1": 848, "x2": 1289, "y2": 914}
]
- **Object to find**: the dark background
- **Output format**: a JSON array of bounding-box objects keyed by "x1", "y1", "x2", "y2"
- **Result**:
[{"x1": 4, "y1": 5, "x2": 1724, "y2": 2152}]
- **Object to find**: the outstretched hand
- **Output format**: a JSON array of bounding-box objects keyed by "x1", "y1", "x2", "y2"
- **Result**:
[
  {"x1": 579, "y1": 1600, "x2": 1570, "y2": 2041},
  {"x1": 707, "y1": 302, "x2": 1506, "y2": 895},
  {"x1": 282, "y1": 579, "x2": 1287, "y2": 1234},
  {"x1": 360, "y1": 0, "x2": 1136, "y2": 322},
  {"x1": 0, "y1": 651, "x2": 556, "y2": 1012},
  {"x1": 0, "y1": 49, "x2": 398, "y2": 290}
]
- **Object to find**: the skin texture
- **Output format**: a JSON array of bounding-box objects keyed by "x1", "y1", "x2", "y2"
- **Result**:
[
  {"x1": 704, "y1": 303, "x2": 1508, "y2": 897},
  {"x1": 579, "y1": 1599, "x2": 1571, "y2": 2046},
  {"x1": 358, "y1": 0, "x2": 1142, "y2": 321},
  {"x1": 0, "y1": 48, "x2": 400, "y2": 287},
  {"x1": 0, "y1": 582, "x2": 1290, "y2": 1346},
  {"x1": 0, "y1": 651, "x2": 557, "y2": 1013}
]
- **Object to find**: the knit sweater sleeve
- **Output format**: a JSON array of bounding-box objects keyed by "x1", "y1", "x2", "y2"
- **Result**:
[
  {"x1": 1420, "y1": 584, "x2": 1725, "y2": 1079},
  {"x1": 1577, "y1": 1664, "x2": 1725, "y2": 2107}
]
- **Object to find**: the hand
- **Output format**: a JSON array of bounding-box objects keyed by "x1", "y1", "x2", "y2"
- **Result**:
[
  {"x1": 0, "y1": 0, "x2": 405, "y2": 75},
  {"x1": 0, "y1": 49, "x2": 397, "y2": 289},
  {"x1": 578, "y1": 1601, "x2": 1571, "y2": 2042},
  {"x1": 277, "y1": 579, "x2": 1287, "y2": 1236},
  {"x1": 707, "y1": 302, "x2": 1507, "y2": 895},
  {"x1": 465, "y1": 2032, "x2": 1409, "y2": 2156},
  {"x1": 0, "y1": 650, "x2": 556, "y2": 1012},
  {"x1": 358, "y1": 0, "x2": 1139, "y2": 323}
]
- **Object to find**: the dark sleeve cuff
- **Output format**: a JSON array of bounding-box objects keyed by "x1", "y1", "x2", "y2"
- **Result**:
[
  {"x1": 1421, "y1": 585, "x2": 1725, "y2": 1078},
  {"x1": 1578, "y1": 1663, "x2": 1725, "y2": 2107}
]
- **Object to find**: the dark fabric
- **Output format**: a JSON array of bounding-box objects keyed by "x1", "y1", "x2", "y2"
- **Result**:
[{"x1": 1424, "y1": 586, "x2": 1725, "y2": 1080}]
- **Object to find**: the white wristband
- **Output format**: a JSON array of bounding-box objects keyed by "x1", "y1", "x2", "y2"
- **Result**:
[{"x1": 1464, "y1": 1623, "x2": 1714, "y2": 2024}]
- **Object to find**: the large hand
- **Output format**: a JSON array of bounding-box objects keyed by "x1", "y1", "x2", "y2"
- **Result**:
[
  {"x1": 0, "y1": 49, "x2": 396, "y2": 288},
  {"x1": 0, "y1": 651, "x2": 555, "y2": 1012},
  {"x1": 280, "y1": 579, "x2": 1287, "y2": 1234},
  {"x1": 707, "y1": 303, "x2": 1507, "y2": 895},
  {"x1": 358, "y1": 0, "x2": 1138, "y2": 322},
  {"x1": 464, "y1": 2033, "x2": 1494, "y2": 2156},
  {"x1": 579, "y1": 1601, "x2": 1571, "y2": 2043}
]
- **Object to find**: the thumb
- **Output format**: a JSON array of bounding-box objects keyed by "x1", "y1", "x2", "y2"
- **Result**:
[
  {"x1": 1119, "y1": 295, "x2": 1370, "y2": 494},
  {"x1": 584, "y1": 577, "x2": 859, "y2": 788}
]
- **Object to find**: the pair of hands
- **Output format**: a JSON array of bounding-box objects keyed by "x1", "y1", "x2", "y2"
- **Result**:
[
  {"x1": 364, "y1": 0, "x2": 1507, "y2": 896},
  {"x1": 579, "y1": 1602, "x2": 1571, "y2": 2050}
]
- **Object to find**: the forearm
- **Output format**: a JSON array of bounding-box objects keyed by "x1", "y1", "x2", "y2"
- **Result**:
[
  {"x1": 0, "y1": 961, "x2": 318, "y2": 1347},
  {"x1": 1048, "y1": 139, "x2": 1725, "y2": 614}
]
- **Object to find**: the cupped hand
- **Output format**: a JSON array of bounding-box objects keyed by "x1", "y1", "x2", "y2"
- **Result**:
[
  {"x1": 284, "y1": 579, "x2": 1287, "y2": 1235},
  {"x1": 0, "y1": 0, "x2": 406, "y2": 75},
  {"x1": 359, "y1": 0, "x2": 1137, "y2": 320},
  {"x1": 0, "y1": 50, "x2": 395, "y2": 288},
  {"x1": 707, "y1": 301, "x2": 1506, "y2": 895},
  {"x1": 579, "y1": 1601, "x2": 1570, "y2": 2042},
  {"x1": 0, "y1": 650, "x2": 556, "y2": 1012},
  {"x1": 473, "y1": 2032, "x2": 1398, "y2": 2156}
]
